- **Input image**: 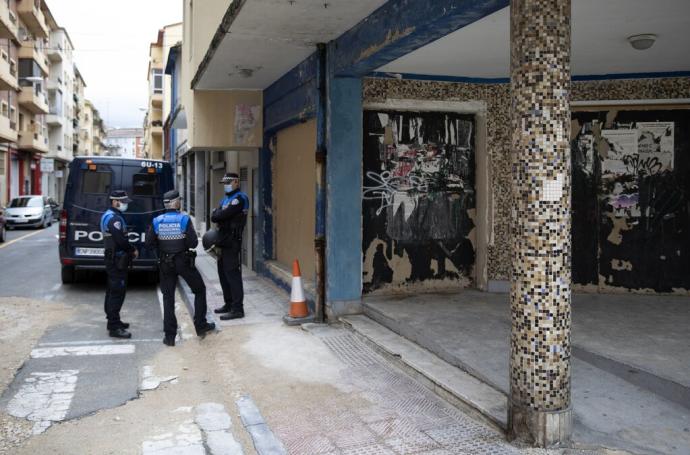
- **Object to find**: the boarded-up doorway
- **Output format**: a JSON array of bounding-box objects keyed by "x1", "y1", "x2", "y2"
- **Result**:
[{"x1": 362, "y1": 110, "x2": 476, "y2": 294}]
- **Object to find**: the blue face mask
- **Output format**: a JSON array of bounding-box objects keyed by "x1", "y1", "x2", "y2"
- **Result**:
[{"x1": 224, "y1": 185, "x2": 233, "y2": 193}]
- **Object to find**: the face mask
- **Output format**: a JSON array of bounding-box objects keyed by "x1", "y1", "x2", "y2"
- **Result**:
[
  {"x1": 119, "y1": 203, "x2": 129, "y2": 212},
  {"x1": 224, "y1": 185, "x2": 233, "y2": 193}
]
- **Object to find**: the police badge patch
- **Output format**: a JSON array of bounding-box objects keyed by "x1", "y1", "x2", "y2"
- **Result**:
[
  {"x1": 231, "y1": 198, "x2": 240, "y2": 206},
  {"x1": 114, "y1": 221, "x2": 122, "y2": 230}
]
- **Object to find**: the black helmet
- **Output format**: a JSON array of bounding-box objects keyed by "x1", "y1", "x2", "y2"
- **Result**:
[{"x1": 202, "y1": 229, "x2": 219, "y2": 250}]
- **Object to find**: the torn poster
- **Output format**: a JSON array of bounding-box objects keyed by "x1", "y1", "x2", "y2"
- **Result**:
[
  {"x1": 234, "y1": 104, "x2": 260, "y2": 145},
  {"x1": 636, "y1": 121, "x2": 674, "y2": 173},
  {"x1": 601, "y1": 129, "x2": 638, "y2": 176}
]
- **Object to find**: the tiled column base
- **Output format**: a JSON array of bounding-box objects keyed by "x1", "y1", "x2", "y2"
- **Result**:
[{"x1": 508, "y1": 402, "x2": 572, "y2": 447}]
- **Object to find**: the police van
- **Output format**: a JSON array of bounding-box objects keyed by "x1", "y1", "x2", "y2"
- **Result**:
[{"x1": 59, "y1": 157, "x2": 174, "y2": 283}]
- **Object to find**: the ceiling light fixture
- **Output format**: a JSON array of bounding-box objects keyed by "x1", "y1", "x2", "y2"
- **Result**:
[{"x1": 627, "y1": 34, "x2": 657, "y2": 51}]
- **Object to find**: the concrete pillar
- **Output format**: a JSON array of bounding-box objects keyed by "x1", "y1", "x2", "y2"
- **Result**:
[
  {"x1": 324, "y1": 43, "x2": 363, "y2": 317},
  {"x1": 508, "y1": 0, "x2": 572, "y2": 446}
]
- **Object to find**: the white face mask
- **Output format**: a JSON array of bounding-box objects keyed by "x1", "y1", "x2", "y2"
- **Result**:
[
  {"x1": 119, "y1": 203, "x2": 129, "y2": 212},
  {"x1": 224, "y1": 185, "x2": 234, "y2": 193}
]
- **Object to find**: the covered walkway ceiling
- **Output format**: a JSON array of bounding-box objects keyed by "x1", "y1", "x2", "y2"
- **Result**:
[
  {"x1": 194, "y1": 0, "x2": 690, "y2": 90},
  {"x1": 380, "y1": 0, "x2": 690, "y2": 79},
  {"x1": 194, "y1": 0, "x2": 387, "y2": 90}
]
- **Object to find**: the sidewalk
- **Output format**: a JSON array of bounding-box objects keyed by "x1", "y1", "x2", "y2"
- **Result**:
[
  {"x1": 175, "y1": 249, "x2": 587, "y2": 455},
  {"x1": 179, "y1": 247, "x2": 288, "y2": 329}
]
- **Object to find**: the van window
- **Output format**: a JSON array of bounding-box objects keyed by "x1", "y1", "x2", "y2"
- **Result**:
[
  {"x1": 133, "y1": 174, "x2": 159, "y2": 196},
  {"x1": 82, "y1": 170, "x2": 112, "y2": 194}
]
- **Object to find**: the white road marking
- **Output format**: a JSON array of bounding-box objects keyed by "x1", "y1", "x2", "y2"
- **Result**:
[
  {"x1": 7, "y1": 370, "x2": 79, "y2": 434},
  {"x1": 0, "y1": 229, "x2": 44, "y2": 249},
  {"x1": 38, "y1": 338, "x2": 160, "y2": 347},
  {"x1": 50, "y1": 283, "x2": 61, "y2": 292},
  {"x1": 31, "y1": 344, "x2": 135, "y2": 358},
  {"x1": 140, "y1": 365, "x2": 178, "y2": 391}
]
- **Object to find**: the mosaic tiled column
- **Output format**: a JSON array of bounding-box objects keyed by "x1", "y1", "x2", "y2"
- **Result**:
[{"x1": 509, "y1": 0, "x2": 572, "y2": 446}]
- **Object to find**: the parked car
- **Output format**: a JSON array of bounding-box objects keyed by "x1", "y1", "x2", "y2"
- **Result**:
[
  {"x1": 4, "y1": 196, "x2": 54, "y2": 230},
  {"x1": 0, "y1": 205, "x2": 5, "y2": 242},
  {"x1": 47, "y1": 197, "x2": 60, "y2": 221}
]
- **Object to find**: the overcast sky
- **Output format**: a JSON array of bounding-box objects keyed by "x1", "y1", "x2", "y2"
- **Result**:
[{"x1": 48, "y1": 0, "x2": 182, "y2": 128}]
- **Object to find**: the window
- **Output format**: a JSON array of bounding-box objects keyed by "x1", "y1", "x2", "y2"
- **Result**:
[
  {"x1": 132, "y1": 173, "x2": 159, "y2": 196},
  {"x1": 152, "y1": 69, "x2": 163, "y2": 94},
  {"x1": 10, "y1": 196, "x2": 43, "y2": 208},
  {"x1": 81, "y1": 170, "x2": 112, "y2": 194}
]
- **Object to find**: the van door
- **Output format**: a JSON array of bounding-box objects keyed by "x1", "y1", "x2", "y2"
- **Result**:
[
  {"x1": 68, "y1": 162, "x2": 121, "y2": 259},
  {"x1": 121, "y1": 162, "x2": 173, "y2": 261}
]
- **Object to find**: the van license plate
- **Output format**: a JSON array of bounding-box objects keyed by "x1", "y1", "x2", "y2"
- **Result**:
[{"x1": 75, "y1": 247, "x2": 104, "y2": 257}]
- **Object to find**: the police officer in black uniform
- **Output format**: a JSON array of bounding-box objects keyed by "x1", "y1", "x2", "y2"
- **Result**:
[
  {"x1": 146, "y1": 190, "x2": 216, "y2": 346},
  {"x1": 101, "y1": 190, "x2": 138, "y2": 339},
  {"x1": 212, "y1": 173, "x2": 249, "y2": 320}
]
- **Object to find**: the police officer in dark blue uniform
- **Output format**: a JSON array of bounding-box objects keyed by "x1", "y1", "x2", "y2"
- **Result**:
[
  {"x1": 212, "y1": 173, "x2": 249, "y2": 320},
  {"x1": 146, "y1": 190, "x2": 216, "y2": 346},
  {"x1": 101, "y1": 190, "x2": 138, "y2": 339}
]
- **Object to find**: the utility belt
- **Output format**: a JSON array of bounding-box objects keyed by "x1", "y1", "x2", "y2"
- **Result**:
[
  {"x1": 105, "y1": 249, "x2": 131, "y2": 271},
  {"x1": 158, "y1": 249, "x2": 197, "y2": 272}
]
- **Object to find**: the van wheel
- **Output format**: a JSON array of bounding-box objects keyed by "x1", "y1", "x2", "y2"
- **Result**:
[{"x1": 61, "y1": 265, "x2": 75, "y2": 284}]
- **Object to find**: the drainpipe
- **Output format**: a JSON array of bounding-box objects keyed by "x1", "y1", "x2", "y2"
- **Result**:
[{"x1": 314, "y1": 43, "x2": 327, "y2": 323}]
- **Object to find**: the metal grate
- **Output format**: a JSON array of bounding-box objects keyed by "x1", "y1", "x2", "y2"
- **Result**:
[{"x1": 320, "y1": 334, "x2": 382, "y2": 368}]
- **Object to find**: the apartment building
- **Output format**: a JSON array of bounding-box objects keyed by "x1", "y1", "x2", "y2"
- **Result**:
[
  {"x1": 42, "y1": 21, "x2": 76, "y2": 202},
  {"x1": 72, "y1": 64, "x2": 85, "y2": 156},
  {"x1": 142, "y1": 29, "x2": 164, "y2": 159},
  {"x1": 105, "y1": 127, "x2": 142, "y2": 158}
]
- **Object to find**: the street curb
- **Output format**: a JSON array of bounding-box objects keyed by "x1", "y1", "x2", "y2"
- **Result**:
[{"x1": 178, "y1": 279, "x2": 222, "y2": 331}]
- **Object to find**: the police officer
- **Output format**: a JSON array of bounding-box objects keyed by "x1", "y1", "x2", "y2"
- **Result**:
[
  {"x1": 146, "y1": 190, "x2": 216, "y2": 346},
  {"x1": 212, "y1": 173, "x2": 249, "y2": 320},
  {"x1": 101, "y1": 190, "x2": 138, "y2": 339}
]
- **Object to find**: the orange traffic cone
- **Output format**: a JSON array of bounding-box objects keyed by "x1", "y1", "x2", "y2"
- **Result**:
[{"x1": 288, "y1": 260, "x2": 309, "y2": 318}]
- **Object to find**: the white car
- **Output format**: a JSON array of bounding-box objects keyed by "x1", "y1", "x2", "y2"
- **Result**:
[{"x1": 4, "y1": 195, "x2": 54, "y2": 229}]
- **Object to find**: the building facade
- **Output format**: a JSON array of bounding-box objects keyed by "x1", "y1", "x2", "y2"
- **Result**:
[
  {"x1": 104, "y1": 127, "x2": 143, "y2": 158},
  {"x1": 178, "y1": 0, "x2": 690, "y2": 446},
  {"x1": 0, "y1": 0, "x2": 97, "y2": 206}
]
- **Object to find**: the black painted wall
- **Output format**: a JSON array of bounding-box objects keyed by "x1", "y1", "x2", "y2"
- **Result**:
[
  {"x1": 362, "y1": 110, "x2": 476, "y2": 293},
  {"x1": 571, "y1": 109, "x2": 690, "y2": 292}
]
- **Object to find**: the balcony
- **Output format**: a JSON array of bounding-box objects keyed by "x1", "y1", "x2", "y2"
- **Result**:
[
  {"x1": 46, "y1": 77, "x2": 62, "y2": 92},
  {"x1": 17, "y1": 0, "x2": 49, "y2": 38},
  {"x1": 46, "y1": 112, "x2": 63, "y2": 126},
  {"x1": 19, "y1": 85, "x2": 49, "y2": 114},
  {"x1": 18, "y1": 127, "x2": 48, "y2": 153},
  {"x1": 150, "y1": 91, "x2": 163, "y2": 108},
  {"x1": 18, "y1": 41, "x2": 49, "y2": 76},
  {"x1": 0, "y1": 115, "x2": 17, "y2": 143},
  {"x1": 0, "y1": 2, "x2": 19, "y2": 41},
  {"x1": 0, "y1": 52, "x2": 18, "y2": 91},
  {"x1": 47, "y1": 44, "x2": 62, "y2": 62}
]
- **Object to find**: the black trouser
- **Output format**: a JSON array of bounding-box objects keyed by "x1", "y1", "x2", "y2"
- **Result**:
[
  {"x1": 159, "y1": 253, "x2": 208, "y2": 337},
  {"x1": 104, "y1": 259, "x2": 128, "y2": 331},
  {"x1": 217, "y1": 242, "x2": 244, "y2": 314}
]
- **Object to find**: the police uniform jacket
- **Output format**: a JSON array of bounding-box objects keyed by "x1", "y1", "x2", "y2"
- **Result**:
[
  {"x1": 211, "y1": 189, "x2": 249, "y2": 248},
  {"x1": 146, "y1": 209, "x2": 198, "y2": 255},
  {"x1": 100, "y1": 208, "x2": 135, "y2": 255}
]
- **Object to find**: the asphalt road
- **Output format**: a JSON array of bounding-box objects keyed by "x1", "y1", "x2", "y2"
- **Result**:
[{"x1": 0, "y1": 224, "x2": 167, "y2": 432}]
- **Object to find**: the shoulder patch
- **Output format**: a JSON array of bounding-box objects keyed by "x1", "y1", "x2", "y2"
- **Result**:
[
  {"x1": 231, "y1": 198, "x2": 240, "y2": 206},
  {"x1": 113, "y1": 221, "x2": 122, "y2": 230}
]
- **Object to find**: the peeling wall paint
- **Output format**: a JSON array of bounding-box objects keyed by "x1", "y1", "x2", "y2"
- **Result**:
[{"x1": 362, "y1": 110, "x2": 476, "y2": 294}]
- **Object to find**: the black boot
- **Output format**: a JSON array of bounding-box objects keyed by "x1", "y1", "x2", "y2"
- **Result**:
[
  {"x1": 220, "y1": 311, "x2": 244, "y2": 321},
  {"x1": 196, "y1": 322, "x2": 216, "y2": 338},
  {"x1": 214, "y1": 305, "x2": 231, "y2": 314},
  {"x1": 109, "y1": 328, "x2": 132, "y2": 339},
  {"x1": 163, "y1": 335, "x2": 175, "y2": 346}
]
